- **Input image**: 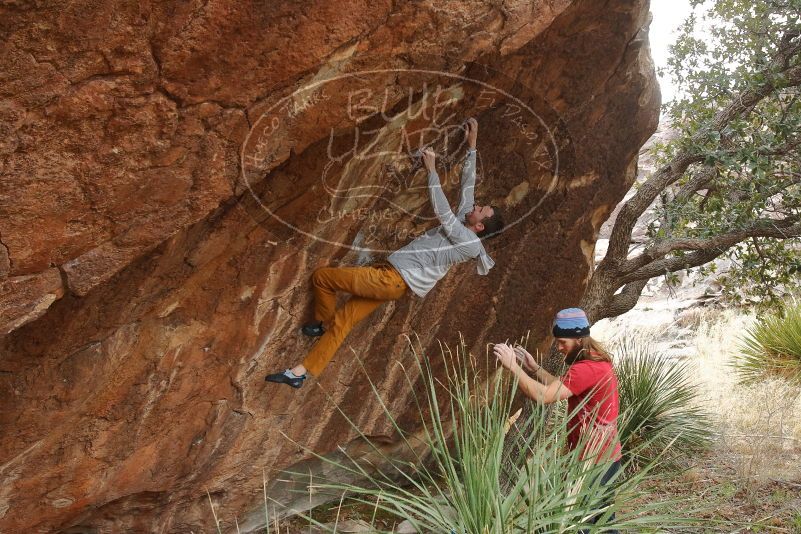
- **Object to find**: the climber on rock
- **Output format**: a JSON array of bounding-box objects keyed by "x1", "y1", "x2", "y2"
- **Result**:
[{"x1": 266, "y1": 117, "x2": 505, "y2": 389}]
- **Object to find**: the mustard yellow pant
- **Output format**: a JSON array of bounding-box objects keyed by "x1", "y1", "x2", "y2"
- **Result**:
[{"x1": 302, "y1": 265, "x2": 408, "y2": 376}]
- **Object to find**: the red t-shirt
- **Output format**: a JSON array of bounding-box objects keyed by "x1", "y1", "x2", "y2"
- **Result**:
[{"x1": 562, "y1": 359, "x2": 622, "y2": 462}]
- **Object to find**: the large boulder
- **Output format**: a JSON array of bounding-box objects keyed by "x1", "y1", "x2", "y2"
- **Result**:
[{"x1": 0, "y1": 0, "x2": 659, "y2": 531}]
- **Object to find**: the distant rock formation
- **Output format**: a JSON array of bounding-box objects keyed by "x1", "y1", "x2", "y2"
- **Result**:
[{"x1": 0, "y1": 0, "x2": 659, "y2": 531}]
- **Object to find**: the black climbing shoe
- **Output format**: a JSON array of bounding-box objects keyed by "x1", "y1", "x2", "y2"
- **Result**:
[
  {"x1": 301, "y1": 321, "x2": 325, "y2": 337},
  {"x1": 265, "y1": 369, "x2": 307, "y2": 389}
]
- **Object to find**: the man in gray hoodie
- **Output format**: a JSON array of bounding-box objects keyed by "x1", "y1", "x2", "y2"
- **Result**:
[{"x1": 266, "y1": 118, "x2": 504, "y2": 388}]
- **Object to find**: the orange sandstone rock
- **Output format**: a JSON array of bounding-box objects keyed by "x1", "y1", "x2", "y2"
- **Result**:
[{"x1": 0, "y1": 0, "x2": 659, "y2": 531}]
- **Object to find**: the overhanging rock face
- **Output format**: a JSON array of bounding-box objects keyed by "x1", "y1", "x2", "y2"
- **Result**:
[{"x1": 0, "y1": 0, "x2": 660, "y2": 531}]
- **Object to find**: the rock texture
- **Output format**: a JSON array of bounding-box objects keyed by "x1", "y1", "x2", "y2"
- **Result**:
[{"x1": 0, "y1": 0, "x2": 660, "y2": 532}]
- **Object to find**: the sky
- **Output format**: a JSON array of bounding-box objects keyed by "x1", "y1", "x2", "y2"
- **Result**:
[{"x1": 649, "y1": 0, "x2": 695, "y2": 103}]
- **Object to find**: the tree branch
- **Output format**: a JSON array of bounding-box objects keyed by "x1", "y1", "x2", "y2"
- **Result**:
[
  {"x1": 673, "y1": 165, "x2": 718, "y2": 203},
  {"x1": 619, "y1": 220, "x2": 801, "y2": 284},
  {"x1": 585, "y1": 279, "x2": 650, "y2": 323},
  {"x1": 603, "y1": 33, "x2": 801, "y2": 269}
]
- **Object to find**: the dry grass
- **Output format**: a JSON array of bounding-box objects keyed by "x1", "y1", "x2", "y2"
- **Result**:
[
  {"x1": 694, "y1": 310, "x2": 801, "y2": 483},
  {"x1": 627, "y1": 309, "x2": 801, "y2": 532}
]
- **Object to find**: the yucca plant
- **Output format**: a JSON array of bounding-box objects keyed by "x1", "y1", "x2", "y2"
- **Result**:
[
  {"x1": 735, "y1": 300, "x2": 801, "y2": 384},
  {"x1": 274, "y1": 337, "x2": 706, "y2": 533},
  {"x1": 611, "y1": 336, "x2": 714, "y2": 469}
]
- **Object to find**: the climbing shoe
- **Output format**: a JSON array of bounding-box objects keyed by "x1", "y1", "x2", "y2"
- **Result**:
[
  {"x1": 265, "y1": 369, "x2": 307, "y2": 389},
  {"x1": 301, "y1": 321, "x2": 325, "y2": 337}
]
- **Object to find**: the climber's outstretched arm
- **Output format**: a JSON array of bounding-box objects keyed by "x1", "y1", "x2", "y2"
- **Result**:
[
  {"x1": 456, "y1": 117, "x2": 478, "y2": 218},
  {"x1": 421, "y1": 148, "x2": 475, "y2": 245}
]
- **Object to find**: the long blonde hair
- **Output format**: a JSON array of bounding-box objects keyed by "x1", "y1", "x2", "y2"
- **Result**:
[{"x1": 576, "y1": 336, "x2": 612, "y2": 363}]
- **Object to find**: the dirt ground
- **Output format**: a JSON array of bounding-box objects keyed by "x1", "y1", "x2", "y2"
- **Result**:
[{"x1": 628, "y1": 448, "x2": 801, "y2": 532}]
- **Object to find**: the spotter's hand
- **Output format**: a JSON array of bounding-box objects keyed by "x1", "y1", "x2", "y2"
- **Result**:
[
  {"x1": 513, "y1": 345, "x2": 539, "y2": 372},
  {"x1": 493, "y1": 343, "x2": 519, "y2": 371}
]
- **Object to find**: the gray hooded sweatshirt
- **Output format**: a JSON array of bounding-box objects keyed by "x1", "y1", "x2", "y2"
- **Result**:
[{"x1": 388, "y1": 149, "x2": 495, "y2": 298}]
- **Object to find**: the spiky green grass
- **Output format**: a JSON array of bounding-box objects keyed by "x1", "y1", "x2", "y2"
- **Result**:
[{"x1": 736, "y1": 300, "x2": 801, "y2": 384}]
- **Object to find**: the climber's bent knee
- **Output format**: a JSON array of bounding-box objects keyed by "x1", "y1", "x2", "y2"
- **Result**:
[{"x1": 312, "y1": 266, "x2": 332, "y2": 286}]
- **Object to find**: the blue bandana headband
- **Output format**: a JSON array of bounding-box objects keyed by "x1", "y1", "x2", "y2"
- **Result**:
[{"x1": 552, "y1": 307, "x2": 591, "y2": 338}]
